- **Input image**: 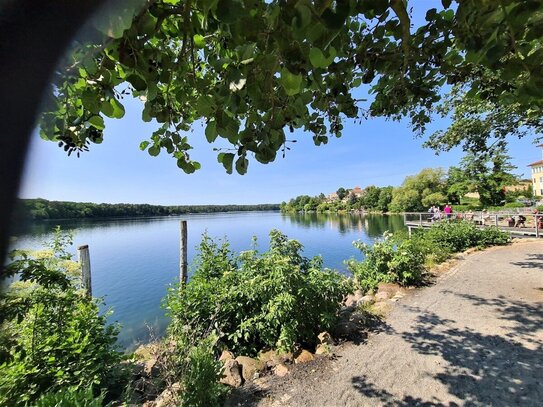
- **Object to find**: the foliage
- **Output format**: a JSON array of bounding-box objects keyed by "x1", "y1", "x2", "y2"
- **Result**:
[
  {"x1": 421, "y1": 192, "x2": 447, "y2": 208},
  {"x1": 348, "y1": 220, "x2": 511, "y2": 292},
  {"x1": 166, "y1": 230, "x2": 351, "y2": 355},
  {"x1": 16, "y1": 198, "x2": 279, "y2": 221},
  {"x1": 347, "y1": 232, "x2": 426, "y2": 292},
  {"x1": 390, "y1": 168, "x2": 447, "y2": 212},
  {"x1": 179, "y1": 334, "x2": 227, "y2": 407},
  {"x1": 34, "y1": 387, "x2": 106, "y2": 407},
  {"x1": 37, "y1": 1, "x2": 543, "y2": 173},
  {"x1": 446, "y1": 144, "x2": 517, "y2": 207},
  {"x1": 423, "y1": 221, "x2": 511, "y2": 253},
  {"x1": 0, "y1": 229, "x2": 122, "y2": 406}
]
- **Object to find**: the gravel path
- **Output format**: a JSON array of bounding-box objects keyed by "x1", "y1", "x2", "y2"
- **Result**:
[{"x1": 228, "y1": 240, "x2": 543, "y2": 406}]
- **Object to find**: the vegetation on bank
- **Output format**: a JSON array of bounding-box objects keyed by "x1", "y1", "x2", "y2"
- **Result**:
[
  {"x1": 348, "y1": 221, "x2": 511, "y2": 293},
  {"x1": 16, "y1": 198, "x2": 280, "y2": 221},
  {"x1": 0, "y1": 221, "x2": 512, "y2": 405},
  {"x1": 281, "y1": 162, "x2": 533, "y2": 214}
]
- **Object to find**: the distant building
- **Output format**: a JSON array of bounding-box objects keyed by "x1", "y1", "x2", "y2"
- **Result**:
[
  {"x1": 528, "y1": 144, "x2": 543, "y2": 197},
  {"x1": 327, "y1": 192, "x2": 339, "y2": 201},
  {"x1": 350, "y1": 186, "x2": 364, "y2": 198}
]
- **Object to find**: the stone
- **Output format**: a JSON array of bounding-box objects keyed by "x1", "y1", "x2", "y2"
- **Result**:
[
  {"x1": 220, "y1": 359, "x2": 244, "y2": 388},
  {"x1": 258, "y1": 349, "x2": 281, "y2": 368},
  {"x1": 235, "y1": 356, "x2": 265, "y2": 382},
  {"x1": 144, "y1": 358, "x2": 160, "y2": 377},
  {"x1": 333, "y1": 321, "x2": 359, "y2": 337},
  {"x1": 134, "y1": 343, "x2": 159, "y2": 361},
  {"x1": 360, "y1": 295, "x2": 374, "y2": 304},
  {"x1": 315, "y1": 344, "x2": 329, "y2": 355},
  {"x1": 344, "y1": 294, "x2": 357, "y2": 308},
  {"x1": 374, "y1": 291, "x2": 390, "y2": 301},
  {"x1": 155, "y1": 382, "x2": 181, "y2": 407},
  {"x1": 274, "y1": 363, "x2": 290, "y2": 377},
  {"x1": 219, "y1": 350, "x2": 235, "y2": 362},
  {"x1": 294, "y1": 349, "x2": 314, "y2": 364},
  {"x1": 377, "y1": 282, "x2": 401, "y2": 293},
  {"x1": 317, "y1": 331, "x2": 334, "y2": 345}
]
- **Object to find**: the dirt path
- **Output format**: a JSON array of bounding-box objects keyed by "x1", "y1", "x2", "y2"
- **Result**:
[{"x1": 228, "y1": 240, "x2": 543, "y2": 406}]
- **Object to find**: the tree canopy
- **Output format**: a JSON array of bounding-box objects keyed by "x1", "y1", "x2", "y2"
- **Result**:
[{"x1": 39, "y1": 0, "x2": 543, "y2": 174}]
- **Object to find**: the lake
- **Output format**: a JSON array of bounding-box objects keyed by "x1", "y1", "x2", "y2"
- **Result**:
[{"x1": 9, "y1": 211, "x2": 406, "y2": 349}]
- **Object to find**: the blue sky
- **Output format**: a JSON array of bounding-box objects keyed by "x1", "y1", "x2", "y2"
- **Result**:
[
  {"x1": 19, "y1": 94, "x2": 540, "y2": 205},
  {"x1": 17, "y1": 3, "x2": 543, "y2": 205}
]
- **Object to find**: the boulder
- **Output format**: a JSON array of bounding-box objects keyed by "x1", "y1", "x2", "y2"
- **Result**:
[
  {"x1": 315, "y1": 344, "x2": 330, "y2": 355},
  {"x1": 219, "y1": 350, "x2": 235, "y2": 362},
  {"x1": 360, "y1": 295, "x2": 374, "y2": 304},
  {"x1": 377, "y1": 282, "x2": 401, "y2": 293},
  {"x1": 154, "y1": 382, "x2": 181, "y2": 407},
  {"x1": 294, "y1": 349, "x2": 314, "y2": 364},
  {"x1": 274, "y1": 363, "x2": 290, "y2": 377},
  {"x1": 144, "y1": 358, "x2": 160, "y2": 377},
  {"x1": 374, "y1": 291, "x2": 390, "y2": 301},
  {"x1": 235, "y1": 356, "x2": 265, "y2": 382},
  {"x1": 258, "y1": 349, "x2": 281, "y2": 368},
  {"x1": 317, "y1": 331, "x2": 334, "y2": 345},
  {"x1": 220, "y1": 359, "x2": 244, "y2": 388}
]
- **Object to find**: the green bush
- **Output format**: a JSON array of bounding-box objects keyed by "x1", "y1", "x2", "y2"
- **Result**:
[
  {"x1": 347, "y1": 232, "x2": 426, "y2": 292},
  {"x1": 423, "y1": 221, "x2": 510, "y2": 252},
  {"x1": 504, "y1": 202, "x2": 525, "y2": 208},
  {"x1": 0, "y1": 229, "x2": 122, "y2": 406},
  {"x1": 179, "y1": 335, "x2": 228, "y2": 407},
  {"x1": 166, "y1": 230, "x2": 351, "y2": 356},
  {"x1": 34, "y1": 387, "x2": 105, "y2": 407}
]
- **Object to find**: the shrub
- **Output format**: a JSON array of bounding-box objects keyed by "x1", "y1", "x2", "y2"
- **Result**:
[
  {"x1": 34, "y1": 387, "x2": 105, "y2": 407},
  {"x1": 423, "y1": 221, "x2": 510, "y2": 252},
  {"x1": 347, "y1": 232, "x2": 426, "y2": 292},
  {"x1": 504, "y1": 202, "x2": 525, "y2": 208},
  {"x1": 0, "y1": 229, "x2": 122, "y2": 406},
  {"x1": 166, "y1": 230, "x2": 351, "y2": 356}
]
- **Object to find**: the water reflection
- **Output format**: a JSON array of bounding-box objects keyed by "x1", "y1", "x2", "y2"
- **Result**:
[{"x1": 283, "y1": 212, "x2": 406, "y2": 237}]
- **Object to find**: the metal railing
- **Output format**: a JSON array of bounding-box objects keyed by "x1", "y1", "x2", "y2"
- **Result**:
[{"x1": 403, "y1": 212, "x2": 543, "y2": 238}]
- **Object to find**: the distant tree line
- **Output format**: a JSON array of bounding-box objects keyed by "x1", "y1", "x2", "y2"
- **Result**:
[
  {"x1": 282, "y1": 153, "x2": 528, "y2": 214},
  {"x1": 16, "y1": 199, "x2": 280, "y2": 221}
]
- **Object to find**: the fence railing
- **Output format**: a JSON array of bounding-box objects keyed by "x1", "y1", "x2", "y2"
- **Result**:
[{"x1": 403, "y1": 212, "x2": 543, "y2": 238}]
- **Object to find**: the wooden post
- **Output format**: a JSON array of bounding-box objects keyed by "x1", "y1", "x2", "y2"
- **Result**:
[
  {"x1": 494, "y1": 215, "x2": 498, "y2": 227},
  {"x1": 419, "y1": 213, "x2": 422, "y2": 226},
  {"x1": 77, "y1": 245, "x2": 92, "y2": 296},
  {"x1": 180, "y1": 220, "x2": 188, "y2": 285},
  {"x1": 536, "y1": 215, "x2": 540, "y2": 238}
]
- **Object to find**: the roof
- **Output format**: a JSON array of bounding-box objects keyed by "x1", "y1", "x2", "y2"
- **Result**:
[{"x1": 528, "y1": 160, "x2": 543, "y2": 167}]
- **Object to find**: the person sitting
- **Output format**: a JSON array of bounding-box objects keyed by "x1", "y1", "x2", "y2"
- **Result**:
[{"x1": 515, "y1": 215, "x2": 526, "y2": 228}]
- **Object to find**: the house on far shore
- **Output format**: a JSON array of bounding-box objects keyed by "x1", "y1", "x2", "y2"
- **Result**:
[
  {"x1": 327, "y1": 192, "x2": 339, "y2": 201},
  {"x1": 350, "y1": 186, "x2": 364, "y2": 198},
  {"x1": 528, "y1": 144, "x2": 543, "y2": 197}
]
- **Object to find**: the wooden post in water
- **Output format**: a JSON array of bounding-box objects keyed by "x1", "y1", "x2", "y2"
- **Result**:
[
  {"x1": 180, "y1": 220, "x2": 188, "y2": 285},
  {"x1": 77, "y1": 245, "x2": 92, "y2": 296}
]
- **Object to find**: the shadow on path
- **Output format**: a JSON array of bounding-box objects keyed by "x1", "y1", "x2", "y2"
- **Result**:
[
  {"x1": 351, "y1": 293, "x2": 543, "y2": 406},
  {"x1": 510, "y1": 253, "x2": 543, "y2": 270}
]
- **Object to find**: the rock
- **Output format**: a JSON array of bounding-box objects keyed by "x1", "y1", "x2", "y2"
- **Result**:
[
  {"x1": 219, "y1": 350, "x2": 235, "y2": 362},
  {"x1": 253, "y1": 377, "x2": 271, "y2": 390},
  {"x1": 315, "y1": 344, "x2": 330, "y2": 355},
  {"x1": 372, "y1": 301, "x2": 392, "y2": 315},
  {"x1": 134, "y1": 343, "x2": 159, "y2": 360},
  {"x1": 344, "y1": 294, "x2": 357, "y2": 308},
  {"x1": 278, "y1": 352, "x2": 293, "y2": 364},
  {"x1": 258, "y1": 349, "x2": 281, "y2": 368},
  {"x1": 353, "y1": 289, "x2": 365, "y2": 299},
  {"x1": 334, "y1": 320, "x2": 359, "y2": 337},
  {"x1": 274, "y1": 363, "x2": 290, "y2": 377},
  {"x1": 235, "y1": 356, "x2": 265, "y2": 382},
  {"x1": 220, "y1": 359, "x2": 244, "y2": 388},
  {"x1": 294, "y1": 349, "x2": 314, "y2": 364},
  {"x1": 155, "y1": 382, "x2": 181, "y2": 407},
  {"x1": 360, "y1": 295, "x2": 374, "y2": 304},
  {"x1": 374, "y1": 291, "x2": 390, "y2": 301},
  {"x1": 317, "y1": 331, "x2": 334, "y2": 345},
  {"x1": 144, "y1": 358, "x2": 160, "y2": 377}
]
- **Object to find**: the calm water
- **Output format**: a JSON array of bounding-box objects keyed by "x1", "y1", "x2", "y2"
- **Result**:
[{"x1": 9, "y1": 212, "x2": 405, "y2": 349}]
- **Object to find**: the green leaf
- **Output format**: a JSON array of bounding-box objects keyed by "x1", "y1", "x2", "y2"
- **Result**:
[
  {"x1": 217, "y1": 152, "x2": 235, "y2": 174},
  {"x1": 235, "y1": 156, "x2": 249, "y2": 175},
  {"x1": 280, "y1": 68, "x2": 302, "y2": 96},
  {"x1": 87, "y1": 115, "x2": 105, "y2": 130},
  {"x1": 205, "y1": 121, "x2": 218, "y2": 143},
  {"x1": 148, "y1": 145, "x2": 160, "y2": 156},
  {"x1": 110, "y1": 98, "x2": 125, "y2": 119},
  {"x1": 127, "y1": 74, "x2": 147, "y2": 91},
  {"x1": 193, "y1": 34, "x2": 206, "y2": 48},
  {"x1": 139, "y1": 141, "x2": 150, "y2": 150},
  {"x1": 309, "y1": 48, "x2": 327, "y2": 68}
]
